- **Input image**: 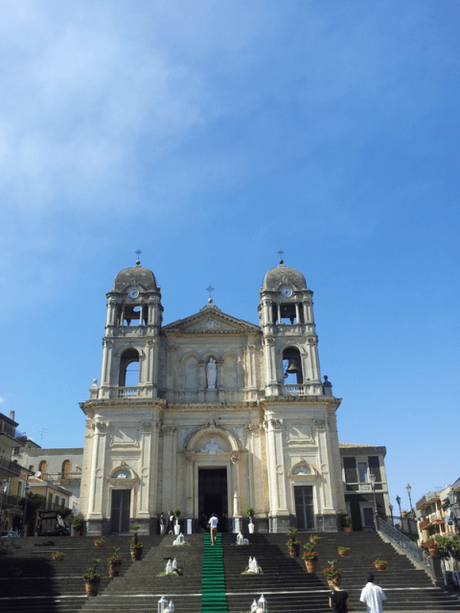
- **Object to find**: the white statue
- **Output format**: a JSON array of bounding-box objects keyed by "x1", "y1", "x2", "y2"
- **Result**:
[
  {"x1": 172, "y1": 558, "x2": 178, "y2": 570},
  {"x1": 248, "y1": 556, "x2": 259, "y2": 573},
  {"x1": 206, "y1": 358, "x2": 217, "y2": 388},
  {"x1": 237, "y1": 531, "x2": 249, "y2": 545},
  {"x1": 201, "y1": 436, "x2": 224, "y2": 454},
  {"x1": 173, "y1": 532, "x2": 185, "y2": 546},
  {"x1": 165, "y1": 559, "x2": 173, "y2": 575},
  {"x1": 251, "y1": 599, "x2": 258, "y2": 613}
]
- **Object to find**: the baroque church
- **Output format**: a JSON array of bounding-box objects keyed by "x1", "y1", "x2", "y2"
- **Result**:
[{"x1": 79, "y1": 258, "x2": 347, "y2": 535}]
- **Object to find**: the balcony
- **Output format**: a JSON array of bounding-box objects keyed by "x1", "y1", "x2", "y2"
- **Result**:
[
  {"x1": 0, "y1": 422, "x2": 26, "y2": 442},
  {"x1": 283, "y1": 383, "x2": 324, "y2": 396},
  {"x1": 0, "y1": 457, "x2": 21, "y2": 477},
  {"x1": 0, "y1": 491, "x2": 18, "y2": 509},
  {"x1": 118, "y1": 387, "x2": 139, "y2": 399}
]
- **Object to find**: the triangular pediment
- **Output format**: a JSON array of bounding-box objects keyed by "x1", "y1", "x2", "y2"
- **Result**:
[{"x1": 163, "y1": 305, "x2": 260, "y2": 335}]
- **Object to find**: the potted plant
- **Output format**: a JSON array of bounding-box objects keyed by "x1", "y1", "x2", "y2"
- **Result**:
[
  {"x1": 130, "y1": 524, "x2": 144, "y2": 560},
  {"x1": 310, "y1": 534, "x2": 321, "y2": 545},
  {"x1": 51, "y1": 550, "x2": 66, "y2": 562},
  {"x1": 373, "y1": 557, "x2": 387, "y2": 570},
  {"x1": 323, "y1": 561, "x2": 342, "y2": 587},
  {"x1": 82, "y1": 558, "x2": 104, "y2": 596},
  {"x1": 286, "y1": 528, "x2": 301, "y2": 558},
  {"x1": 342, "y1": 516, "x2": 352, "y2": 532},
  {"x1": 338, "y1": 546, "x2": 350, "y2": 557},
  {"x1": 247, "y1": 507, "x2": 255, "y2": 534},
  {"x1": 401, "y1": 510, "x2": 408, "y2": 518},
  {"x1": 173, "y1": 509, "x2": 181, "y2": 535},
  {"x1": 426, "y1": 540, "x2": 438, "y2": 556},
  {"x1": 94, "y1": 537, "x2": 106, "y2": 549},
  {"x1": 303, "y1": 548, "x2": 319, "y2": 572},
  {"x1": 107, "y1": 547, "x2": 124, "y2": 578},
  {"x1": 72, "y1": 516, "x2": 83, "y2": 536}
]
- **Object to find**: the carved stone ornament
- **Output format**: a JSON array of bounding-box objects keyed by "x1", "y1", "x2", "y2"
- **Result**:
[
  {"x1": 307, "y1": 337, "x2": 317, "y2": 345},
  {"x1": 95, "y1": 422, "x2": 108, "y2": 433},
  {"x1": 185, "y1": 455, "x2": 194, "y2": 464},
  {"x1": 314, "y1": 419, "x2": 326, "y2": 429},
  {"x1": 267, "y1": 419, "x2": 282, "y2": 430},
  {"x1": 246, "y1": 423, "x2": 264, "y2": 435},
  {"x1": 162, "y1": 426, "x2": 178, "y2": 436},
  {"x1": 141, "y1": 421, "x2": 153, "y2": 431},
  {"x1": 199, "y1": 437, "x2": 224, "y2": 454},
  {"x1": 231, "y1": 454, "x2": 240, "y2": 464},
  {"x1": 292, "y1": 464, "x2": 311, "y2": 476}
]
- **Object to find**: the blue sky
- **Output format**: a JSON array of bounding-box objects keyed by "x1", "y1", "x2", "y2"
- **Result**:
[{"x1": 0, "y1": 0, "x2": 459, "y2": 512}]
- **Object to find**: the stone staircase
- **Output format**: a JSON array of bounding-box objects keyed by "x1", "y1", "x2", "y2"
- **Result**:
[{"x1": 0, "y1": 531, "x2": 459, "y2": 612}]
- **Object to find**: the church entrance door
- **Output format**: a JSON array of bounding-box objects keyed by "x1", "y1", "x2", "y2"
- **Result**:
[
  {"x1": 199, "y1": 468, "x2": 228, "y2": 532},
  {"x1": 294, "y1": 485, "x2": 314, "y2": 530},
  {"x1": 110, "y1": 490, "x2": 131, "y2": 533}
]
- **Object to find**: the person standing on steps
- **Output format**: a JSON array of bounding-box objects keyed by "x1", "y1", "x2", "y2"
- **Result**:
[
  {"x1": 360, "y1": 573, "x2": 387, "y2": 613},
  {"x1": 208, "y1": 513, "x2": 218, "y2": 545},
  {"x1": 329, "y1": 577, "x2": 350, "y2": 612}
]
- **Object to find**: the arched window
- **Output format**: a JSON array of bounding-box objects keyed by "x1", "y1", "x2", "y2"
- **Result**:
[
  {"x1": 39, "y1": 460, "x2": 48, "y2": 480},
  {"x1": 119, "y1": 348, "x2": 140, "y2": 387},
  {"x1": 283, "y1": 347, "x2": 303, "y2": 384},
  {"x1": 62, "y1": 460, "x2": 71, "y2": 479}
]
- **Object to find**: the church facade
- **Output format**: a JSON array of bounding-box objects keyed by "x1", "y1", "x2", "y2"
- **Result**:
[{"x1": 79, "y1": 259, "x2": 347, "y2": 535}]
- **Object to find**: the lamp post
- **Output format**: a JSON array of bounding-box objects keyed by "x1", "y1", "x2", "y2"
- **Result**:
[
  {"x1": 389, "y1": 503, "x2": 394, "y2": 526},
  {"x1": 21, "y1": 482, "x2": 30, "y2": 537},
  {"x1": 406, "y1": 484, "x2": 414, "y2": 517},
  {"x1": 396, "y1": 495, "x2": 402, "y2": 519}
]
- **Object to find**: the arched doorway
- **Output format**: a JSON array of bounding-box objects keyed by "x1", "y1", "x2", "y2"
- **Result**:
[{"x1": 198, "y1": 468, "x2": 228, "y2": 532}]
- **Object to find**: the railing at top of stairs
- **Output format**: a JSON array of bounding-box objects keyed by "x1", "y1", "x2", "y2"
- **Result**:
[{"x1": 375, "y1": 515, "x2": 445, "y2": 587}]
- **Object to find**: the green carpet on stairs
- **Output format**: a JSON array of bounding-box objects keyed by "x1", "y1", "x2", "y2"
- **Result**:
[{"x1": 201, "y1": 532, "x2": 228, "y2": 613}]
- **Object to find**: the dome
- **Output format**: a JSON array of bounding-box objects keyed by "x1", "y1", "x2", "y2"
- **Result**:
[
  {"x1": 262, "y1": 262, "x2": 307, "y2": 292},
  {"x1": 113, "y1": 264, "x2": 157, "y2": 291}
]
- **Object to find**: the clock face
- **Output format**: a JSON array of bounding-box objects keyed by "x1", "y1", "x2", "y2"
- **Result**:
[
  {"x1": 128, "y1": 289, "x2": 139, "y2": 299},
  {"x1": 281, "y1": 287, "x2": 292, "y2": 298}
]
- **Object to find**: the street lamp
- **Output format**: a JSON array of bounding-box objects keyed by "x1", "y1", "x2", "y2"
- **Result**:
[
  {"x1": 21, "y1": 482, "x2": 30, "y2": 537},
  {"x1": 389, "y1": 503, "x2": 394, "y2": 525},
  {"x1": 406, "y1": 484, "x2": 414, "y2": 516},
  {"x1": 396, "y1": 495, "x2": 402, "y2": 518}
]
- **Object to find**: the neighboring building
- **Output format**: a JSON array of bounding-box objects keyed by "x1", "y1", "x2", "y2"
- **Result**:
[
  {"x1": 79, "y1": 258, "x2": 348, "y2": 535},
  {"x1": 0, "y1": 412, "x2": 33, "y2": 532},
  {"x1": 416, "y1": 479, "x2": 460, "y2": 544},
  {"x1": 340, "y1": 443, "x2": 390, "y2": 531},
  {"x1": 17, "y1": 446, "x2": 83, "y2": 516}
]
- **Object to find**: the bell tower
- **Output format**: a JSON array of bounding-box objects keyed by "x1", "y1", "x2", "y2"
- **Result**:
[
  {"x1": 98, "y1": 257, "x2": 163, "y2": 399},
  {"x1": 258, "y1": 259, "x2": 322, "y2": 397}
]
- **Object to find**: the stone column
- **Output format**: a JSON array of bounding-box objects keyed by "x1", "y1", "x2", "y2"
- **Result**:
[
  {"x1": 231, "y1": 454, "x2": 241, "y2": 518},
  {"x1": 138, "y1": 422, "x2": 153, "y2": 519},
  {"x1": 87, "y1": 421, "x2": 108, "y2": 534},
  {"x1": 106, "y1": 299, "x2": 117, "y2": 327},
  {"x1": 185, "y1": 456, "x2": 194, "y2": 517},
  {"x1": 263, "y1": 337, "x2": 278, "y2": 396},
  {"x1": 295, "y1": 302, "x2": 300, "y2": 323},
  {"x1": 160, "y1": 426, "x2": 178, "y2": 513},
  {"x1": 265, "y1": 418, "x2": 289, "y2": 531}
]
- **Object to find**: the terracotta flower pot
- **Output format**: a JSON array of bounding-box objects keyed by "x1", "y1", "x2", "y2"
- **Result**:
[
  {"x1": 428, "y1": 548, "x2": 438, "y2": 556},
  {"x1": 338, "y1": 550, "x2": 349, "y2": 557},
  {"x1": 288, "y1": 544, "x2": 300, "y2": 558},
  {"x1": 310, "y1": 537, "x2": 321, "y2": 544},
  {"x1": 130, "y1": 547, "x2": 142, "y2": 561},
  {"x1": 52, "y1": 557, "x2": 64, "y2": 562},
  {"x1": 343, "y1": 526, "x2": 351, "y2": 532},
  {"x1": 74, "y1": 531, "x2": 81, "y2": 537},
  {"x1": 401, "y1": 512, "x2": 408, "y2": 518},
  {"x1": 85, "y1": 581, "x2": 100, "y2": 596},
  {"x1": 108, "y1": 563, "x2": 122, "y2": 578},
  {"x1": 95, "y1": 542, "x2": 105, "y2": 549},
  {"x1": 374, "y1": 563, "x2": 387, "y2": 571},
  {"x1": 327, "y1": 576, "x2": 342, "y2": 588},
  {"x1": 304, "y1": 559, "x2": 318, "y2": 573}
]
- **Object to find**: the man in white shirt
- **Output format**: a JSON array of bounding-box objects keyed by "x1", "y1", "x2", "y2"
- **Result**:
[
  {"x1": 360, "y1": 573, "x2": 387, "y2": 613},
  {"x1": 208, "y1": 513, "x2": 218, "y2": 545}
]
